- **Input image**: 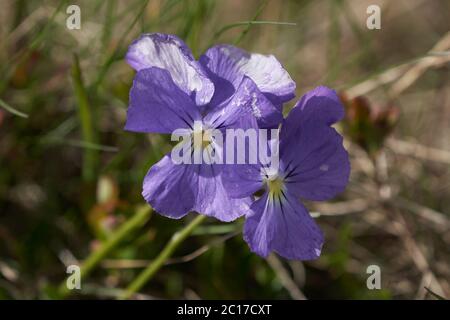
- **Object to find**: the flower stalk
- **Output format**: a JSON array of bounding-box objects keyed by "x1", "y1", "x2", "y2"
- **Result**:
[
  {"x1": 58, "y1": 206, "x2": 152, "y2": 298},
  {"x1": 72, "y1": 53, "x2": 97, "y2": 182},
  {"x1": 119, "y1": 214, "x2": 206, "y2": 300}
]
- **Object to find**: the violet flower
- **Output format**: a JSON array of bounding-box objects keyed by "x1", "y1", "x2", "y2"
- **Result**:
[
  {"x1": 125, "y1": 33, "x2": 294, "y2": 221},
  {"x1": 199, "y1": 45, "x2": 296, "y2": 113},
  {"x1": 222, "y1": 86, "x2": 351, "y2": 260}
]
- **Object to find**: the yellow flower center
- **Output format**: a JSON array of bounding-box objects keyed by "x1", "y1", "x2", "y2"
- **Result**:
[
  {"x1": 266, "y1": 176, "x2": 285, "y2": 199},
  {"x1": 192, "y1": 129, "x2": 212, "y2": 150}
]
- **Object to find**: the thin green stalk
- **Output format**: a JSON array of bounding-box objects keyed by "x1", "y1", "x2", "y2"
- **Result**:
[
  {"x1": 0, "y1": 97, "x2": 28, "y2": 118},
  {"x1": 92, "y1": 0, "x2": 150, "y2": 91},
  {"x1": 424, "y1": 287, "x2": 447, "y2": 300},
  {"x1": 42, "y1": 138, "x2": 119, "y2": 153},
  {"x1": 208, "y1": 0, "x2": 269, "y2": 48},
  {"x1": 325, "y1": 0, "x2": 342, "y2": 84},
  {"x1": 72, "y1": 54, "x2": 97, "y2": 182},
  {"x1": 101, "y1": 0, "x2": 116, "y2": 51},
  {"x1": 119, "y1": 214, "x2": 206, "y2": 300},
  {"x1": 0, "y1": 0, "x2": 67, "y2": 94},
  {"x1": 233, "y1": 0, "x2": 268, "y2": 45},
  {"x1": 58, "y1": 206, "x2": 152, "y2": 298},
  {"x1": 212, "y1": 20, "x2": 296, "y2": 44}
]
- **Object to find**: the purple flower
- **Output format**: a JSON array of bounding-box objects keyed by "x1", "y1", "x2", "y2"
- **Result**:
[
  {"x1": 199, "y1": 45, "x2": 296, "y2": 112},
  {"x1": 125, "y1": 33, "x2": 293, "y2": 221},
  {"x1": 222, "y1": 86, "x2": 351, "y2": 260}
]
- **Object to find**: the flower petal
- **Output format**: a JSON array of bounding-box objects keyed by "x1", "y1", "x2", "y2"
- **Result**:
[
  {"x1": 125, "y1": 67, "x2": 201, "y2": 133},
  {"x1": 126, "y1": 33, "x2": 214, "y2": 105},
  {"x1": 281, "y1": 130, "x2": 350, "y2": 201},
  {"x1": 143, "y1": 154, "x2": 250, "y2": 221},
  {"x1": 279, "y1": 86, "x2": 350, "y2": 201},
  {"x1": 204, "y1": 76, "x2": 283, "y2": 130},
  {"x1": 280, "y1": 86, "x2": 344, "y2": 141},
  {"x1": 142, "y1": 154, "x2": 198, "y2": 219},
  {"x1": 194, "y1": 164, "x2": 251, "y2": 222},
  {"x1": 221, "y1": 161, "x2": 262, "y2": 199},
  {"x1": 244, "y1": 192, "x2": 324, "y2": 260},
  {"x1": 200, "y1": 45, "x2": 295, "y2": 106}
]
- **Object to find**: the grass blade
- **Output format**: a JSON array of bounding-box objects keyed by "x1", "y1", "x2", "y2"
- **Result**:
[
  {"x1": 0, "y1": 97, "x2": 29, "y2": 118},
  {"x1": 233, "y1": 0, "x2": 268, "y2": 45},
  {"x1": 425, "y1": 287, "x2": 447, "y2": 300},
  {"x1": 57, "y1": 206, "x2": 152, "y2": 298},
  {"x1": 72, "y1": 54, "x2": 98, "y2": 181},
  {"x1": 92, "y1": 0, "x2": 150, "y2": 91}
]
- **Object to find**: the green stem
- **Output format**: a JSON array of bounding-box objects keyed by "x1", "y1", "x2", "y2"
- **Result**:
[
  {"x1": 233, "y1": 0, "x2": 268, "y2": 45},
  {"x1": 92, "y1": 0, "x2": 150, "y2": 91},
  {"x1": 0, "y1": 0, "x2": 67, "y2": 94},
  {"x1": 119, "y1": 214, "x2": 206, "y2": 300},
  {"x1": 58, "y1": 206, "x2": 152, "y2": 298},
  {"x1": 72, "y1": 54, "x2": 97, "y2": 182},
  {"x1": 213, "y1": 20, "x2": 296, "y2": 44},
  {"x1": 0, "y1": 97, "x2": 28, "y2": 118}
]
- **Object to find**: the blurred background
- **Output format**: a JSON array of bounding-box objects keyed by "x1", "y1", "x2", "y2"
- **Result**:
[{"x1": 0, "y1": 0, "x2": 449, "y2": 299}]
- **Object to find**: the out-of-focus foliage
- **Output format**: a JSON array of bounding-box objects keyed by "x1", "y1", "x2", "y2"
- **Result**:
[
  {"x1": 0, "y1": 0, "x2": 449, "y2": 300},
  {"x1": 340, "y1": 93, "x2": 399, "y2": 155}
]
